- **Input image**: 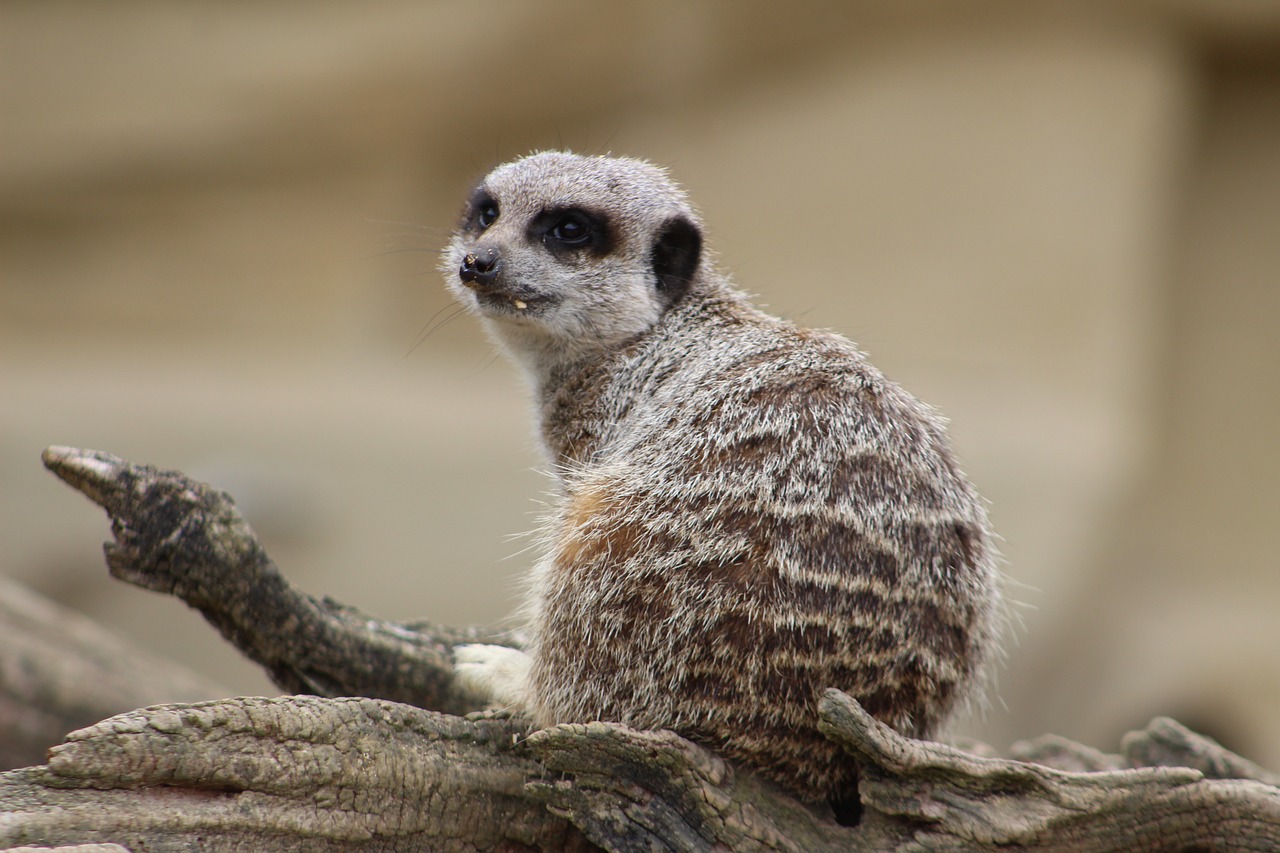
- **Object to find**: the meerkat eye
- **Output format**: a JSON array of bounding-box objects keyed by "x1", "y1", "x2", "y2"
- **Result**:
[
  {"x1": 477, "y1": 202, "x2": 499, "y2": 230},
  {"x1": 533, "y1": 207, "x2": 609, "y2": 256},
  {"x1": 550, "y1": 212, "x2": 593, "y2": 247}
]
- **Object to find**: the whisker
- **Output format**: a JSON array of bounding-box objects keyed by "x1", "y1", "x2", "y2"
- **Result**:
[
  {"x1": 463, "y1": 350, "x2": 503, "y2": 379},
  {"x1": 403, "y1": 303, "x2": 468, "y2": 359}
]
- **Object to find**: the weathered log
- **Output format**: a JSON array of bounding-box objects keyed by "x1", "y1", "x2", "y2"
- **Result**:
[
  {"x1": 36, "y1": 446, "x2": 508, "y2": 716},
  {"x1": 3, "y1": 689, "x2": 1277, "y2": 851},
  {"x1": 0, "y1": 447, "x2": 1276, "y2": 851}
]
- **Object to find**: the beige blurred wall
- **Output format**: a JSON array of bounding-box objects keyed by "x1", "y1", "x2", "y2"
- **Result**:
[{"x1": 3, "y1": 1, "x2": 1278, "y2": 766}]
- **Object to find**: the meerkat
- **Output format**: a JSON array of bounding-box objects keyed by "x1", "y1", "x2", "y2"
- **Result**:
[{"x1": 445, "y1": 151, "x2": 1001, "y2": 818}]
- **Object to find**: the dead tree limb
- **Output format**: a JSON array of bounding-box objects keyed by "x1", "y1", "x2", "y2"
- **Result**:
[
  {"x1": 2, "y1": 690, "x2": 1277, "y2": 851},
  {"x1": 1, "y1": 446, "x2": 1277, "y2": 851},
  {"x1": 37, "y1": 445, "x2": 507, "y2": 715}
]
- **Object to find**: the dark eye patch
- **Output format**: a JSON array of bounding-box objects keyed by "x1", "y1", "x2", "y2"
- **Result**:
[
  {"x1": 530, "y1": 206, "x2": 612, "y2": 257},
  {"x1": 460, "y1": 187, "x2": 499, "y2": 234}
]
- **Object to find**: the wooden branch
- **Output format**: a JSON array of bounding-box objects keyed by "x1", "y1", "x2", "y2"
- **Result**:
[
  {"x1": 818, "y1": 690, "x2": 1280, "y2": 850},
  {"x1": 38, "y1": 446, "x2": 509, "y2": 715},
  {"x1": 0, "y1": 696, "x2": 591, "y2": 852},
  {"x1": 3, "y1": 691, "x2": 1276, "y2": 851},
  {"x1": 2, "y1": 447, "x2": 1277, "y2": 851}
]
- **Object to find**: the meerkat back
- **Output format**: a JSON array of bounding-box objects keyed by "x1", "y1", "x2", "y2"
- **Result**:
[{"x1": 446, "y1": 151, "x2": 1001, "y2": 817}]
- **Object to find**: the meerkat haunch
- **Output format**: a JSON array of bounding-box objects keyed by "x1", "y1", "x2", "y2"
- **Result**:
[{"x1": 444, "y1": 152, "x2": 1001, "y2": 814}]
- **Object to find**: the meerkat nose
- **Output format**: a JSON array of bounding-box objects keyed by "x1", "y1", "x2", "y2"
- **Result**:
[{"x1": 459, "y1": 246, "x2": 502, "y2": 288}]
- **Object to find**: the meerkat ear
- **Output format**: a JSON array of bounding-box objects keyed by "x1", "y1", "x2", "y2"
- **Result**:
[{"x1": 651, "y1": 216, "x2": 702, "y2": 302}]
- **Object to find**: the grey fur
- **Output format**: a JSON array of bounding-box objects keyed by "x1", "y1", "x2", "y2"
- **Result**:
[{"x1": 445, "y1": 151, "x2": 1001, "y2": 806}]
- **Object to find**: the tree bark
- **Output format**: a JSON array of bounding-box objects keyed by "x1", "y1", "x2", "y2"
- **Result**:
[{"x1": 1, "y1": 447, "x2": 1276, "y2": 851}]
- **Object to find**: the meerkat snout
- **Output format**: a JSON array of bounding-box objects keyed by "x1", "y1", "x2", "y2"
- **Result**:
[{"x1": 458, "y1": 247, "x2": 502, "y2": 289}]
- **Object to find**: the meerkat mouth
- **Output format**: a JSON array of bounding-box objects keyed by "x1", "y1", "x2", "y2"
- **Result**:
[{"x1": 469, "y1": 286, "x2": 548, "y2": 315}]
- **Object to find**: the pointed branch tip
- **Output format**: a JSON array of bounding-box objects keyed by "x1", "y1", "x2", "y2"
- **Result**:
[
  {"x1": 42, "y1": 446, "x2": 132, "y2": 508},
  {"x1": 42, "y1": 446, "x2": 123, "y2": 478}
]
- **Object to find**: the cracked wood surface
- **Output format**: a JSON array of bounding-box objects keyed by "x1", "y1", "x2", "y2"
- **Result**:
[{"x1": 1, "y1": 447, "x2": 1277, "y2": 851}]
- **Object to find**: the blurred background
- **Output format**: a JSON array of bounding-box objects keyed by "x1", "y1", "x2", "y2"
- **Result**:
[{"x1": 2, "y1": 1, "x2": 1278, "y2": 769}]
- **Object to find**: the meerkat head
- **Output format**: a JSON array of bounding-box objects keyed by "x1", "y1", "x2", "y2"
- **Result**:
[{"x1": 442, "y1": 151, "x2": 704, "y2": 366}]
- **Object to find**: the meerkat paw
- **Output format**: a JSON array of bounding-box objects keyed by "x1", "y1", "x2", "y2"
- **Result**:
[{"x1": 453, "y1": 643, "x2": 532, "y2": 710}]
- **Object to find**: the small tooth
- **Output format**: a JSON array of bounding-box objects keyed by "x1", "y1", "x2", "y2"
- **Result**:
[{"x1": 512, "y1": 299, "x2": 527, "y2": 310}]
